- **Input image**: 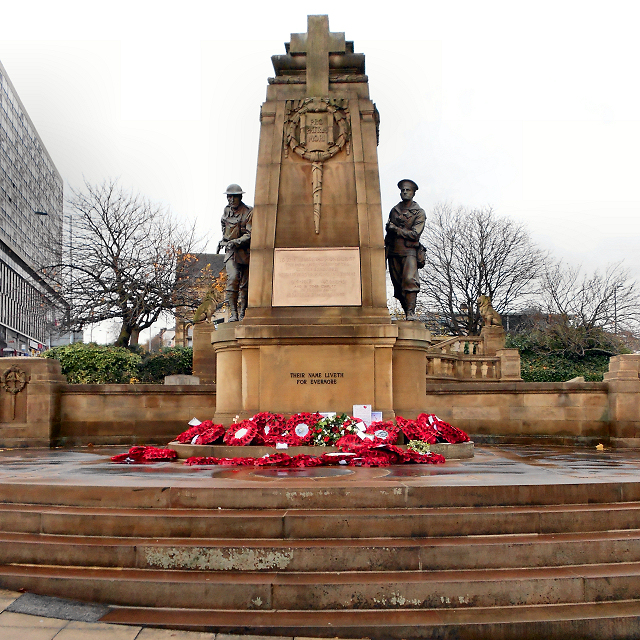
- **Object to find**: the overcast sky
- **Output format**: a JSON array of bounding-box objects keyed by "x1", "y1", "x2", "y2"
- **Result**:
[{"x1": 3, "y1": 0, "x2": 640, "y2": 317}]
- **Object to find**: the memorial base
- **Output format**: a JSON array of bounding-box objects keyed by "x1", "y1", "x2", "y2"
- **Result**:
[
  {"x1": 210, "y1": 320, "x2": 435, "y2": 424},
  {"x1": 212, "y1": 322, "x2": 399, "y2": 422}
]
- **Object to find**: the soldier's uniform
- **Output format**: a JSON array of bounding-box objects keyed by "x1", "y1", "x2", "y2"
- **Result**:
[
  {"x1": 220, "y1": 186, "x2": 252, "y2": 321},
  {"x1": 385, "y1": 179, "x2": 425, "y2": 321}
]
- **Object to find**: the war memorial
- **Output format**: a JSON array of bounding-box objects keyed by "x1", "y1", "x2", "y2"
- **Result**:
[{"x1": 1, "y1": 15, "x2": 640, "y2": 639}]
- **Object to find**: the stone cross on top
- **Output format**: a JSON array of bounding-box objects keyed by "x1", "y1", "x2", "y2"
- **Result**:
[{"x1": 290, "y1": 15, "x2": 345, "y2": 97}]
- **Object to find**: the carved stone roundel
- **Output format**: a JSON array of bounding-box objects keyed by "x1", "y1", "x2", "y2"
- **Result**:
[
  {"x1": 1, "y1": 366, "x2": 28, "y2": 395},
  {"x1": 284, "y1": 98, "x2": 351, "y2": 161}
]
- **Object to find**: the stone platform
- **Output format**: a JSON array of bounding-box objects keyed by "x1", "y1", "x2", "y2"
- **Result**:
[
  {"x1": 168, "y1": 440, "x2": 474, "y2": 460},
  {"x1": 1, "y1": 445, "x2": 640, "y2": 639}
]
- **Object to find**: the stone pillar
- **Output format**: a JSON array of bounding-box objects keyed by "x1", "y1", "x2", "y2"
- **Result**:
[
  {"x1": 192, "y1": 323, "x2": 217, "y2": 384},
  {"x1": 604, "y1": 354, "x2": 640, "y2": 448},
  {"x1": 497, "y1": 348, "x2": 522, "y2": 381},
  {"x1": 211, "y1": 323, "x2": 243, "y2": 423},
  {"x1": 0, "y1": 358, "x2": 67, "y2": 448},
  {"x1": 481, "y1": 325, "x2": 506, "y2": 356},
  {"x1": 392, "y1": 322, "x2": 432, "y2": 418}
]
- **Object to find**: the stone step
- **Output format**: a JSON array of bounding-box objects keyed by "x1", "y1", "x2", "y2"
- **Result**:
[
  {"x1": 2, "y1": 529, "x2": 640, "y2": 572},
  {"x1": 1, "y1": 501, "x2": 639, "y2": 538},
  {"x1": 0, "y1": 479, "x2": 639, "y2": 510},
  {"x1": 98, "y1": 600, "x2": 640, "y2": 640},
  {"x1": 1, "y1": 562, "x2": 640, "y2": 610}
]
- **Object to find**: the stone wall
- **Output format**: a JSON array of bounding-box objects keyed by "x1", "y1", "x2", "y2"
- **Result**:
[
  {"x1": 422, "y1": 381, "x2": 610, "y2": 446},
  {"x1": 0, "y1": 358, "x2": 216, "y2": 448},
  {"x1": 2, "y1": 355, "x2": 640, "y2": 448},
  {"x1": 57, "y1": 384, "x2": 217, "y2": 446}
]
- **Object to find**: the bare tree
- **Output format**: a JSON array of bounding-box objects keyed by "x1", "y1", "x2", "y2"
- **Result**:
[
  {"x1": 418, "y1": 204, "x2": 546, "y2": 335},
  {"x1": 537, "y1": 261, "x2": 640, "y2": 356},
  {"x1": 42, "y1": 179, "x2": 206, "y2": 347}
]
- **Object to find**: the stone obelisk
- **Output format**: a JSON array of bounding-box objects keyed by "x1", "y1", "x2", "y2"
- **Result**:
[{"x1": 204, "y1": 16, "x2": 428, "y2": 422}]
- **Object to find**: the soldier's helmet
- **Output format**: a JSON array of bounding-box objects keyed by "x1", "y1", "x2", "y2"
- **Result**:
[
  {"x1": 397, "y1": 179, "x2": 419, "y2": 191},
  {"x1": 224, "y1": 184, "x2": 245, "y2": 195}
]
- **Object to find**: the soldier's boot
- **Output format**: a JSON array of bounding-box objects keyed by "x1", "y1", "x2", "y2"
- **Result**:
[
  {"x1": 405, "y1": 292, "x2": 418, "y2": 321},
  {"x1": 227, "y1": 291, "x2": 239, "y2": 322},
  {"x1": 399, "y1": 296, "x2": 408, "y2": 318},
  {"x1": 238, "y1": 290, "x2": 247, "y2": 321}
]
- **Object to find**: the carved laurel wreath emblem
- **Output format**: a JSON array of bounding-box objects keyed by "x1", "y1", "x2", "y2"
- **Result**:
[
  {"x1": 1, "y1": 365, "x2": 28, "y2": 395},
  {"x1": 283, "y1": 97, "x2": 351, "y2": 161}
]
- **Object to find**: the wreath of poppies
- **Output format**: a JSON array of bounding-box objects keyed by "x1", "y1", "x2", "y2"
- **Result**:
[
  {"x1": 365, "y1": 420, "x2": 400, "y2": 445},
  {"x1": 223, "y1": 420, "x2": 258, "y2": 446},
  {"x1": 195, "y1": 424, "x2": 226, "y2": 445},
  {"x1": 282, "y1": 412, "x2": 322, "y2": 446},
  {"x1": 254, "y1": 453, "x2": 293, "y2": 467},
  {"x1": 252, "y1": 412, "x2": 287, "y2": 445},
  {"x1": 160, "y1": 410, "x2": 471, "y2": 468},
  {"x1": 417, "y1": 413, "x2": 470, "y2": 444},
  {"x1": 175, "y1": 421, "x2": 211, "y2": 444},
  {"x1": 111, "y1": 446, "x2": 177, "y2": 463}
]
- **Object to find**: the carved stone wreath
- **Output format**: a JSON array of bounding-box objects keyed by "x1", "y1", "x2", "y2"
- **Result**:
[
  {"x1": 1, "y1": 365, "x2": 29, "y2": 420},
  {"x1": 1, "y1": 365, "x2": 28, "y2": 395},
  {"x1": 284, "y1": 97, "x2": 351, "y2": 161},
  {"x1": 283, "y1": 98, "x2": 351, "y2": 233}
]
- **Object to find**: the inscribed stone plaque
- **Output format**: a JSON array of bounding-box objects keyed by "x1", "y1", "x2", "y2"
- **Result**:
[
  {"x1": 272, "y1": 247, "x2": 361, "y2": 307},
  {"x1": 304, "y1": 112, "x2": 329, "y2": 151}
]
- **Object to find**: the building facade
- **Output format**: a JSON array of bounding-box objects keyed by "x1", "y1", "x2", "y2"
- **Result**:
[{"x1": 0, "y1": 59, "x2": 65, "y2": 356}]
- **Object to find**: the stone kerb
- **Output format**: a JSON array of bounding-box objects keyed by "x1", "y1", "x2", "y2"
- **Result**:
[{"x1": 605, "y1": 354, "x2": 640, "y2": 448}]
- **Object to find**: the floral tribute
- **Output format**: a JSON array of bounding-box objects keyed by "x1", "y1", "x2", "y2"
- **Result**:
[
  {"x1": 111, "y1": 446, "x2": 177, "y2": 463},
  {"x1": 115, "y1": 411, "x2": 468, "y2": 467},
  {"x1": 223, "y1": 419, "x2": 258, "y2": 446},
  {"x1": 397, "y1": 413, "x2": 470, "y2": 445},
  {"x1": 175, "y1": 420, "x2": 225, "y2": 445}
]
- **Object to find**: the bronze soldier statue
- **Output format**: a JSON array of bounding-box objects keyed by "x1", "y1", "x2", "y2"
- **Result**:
[
  {"x1": 217, "y1": 184, "x2": 252, "y2": 322},
  {"x1": 385, "y1": 179, "x2": 426, "y2": 321}
]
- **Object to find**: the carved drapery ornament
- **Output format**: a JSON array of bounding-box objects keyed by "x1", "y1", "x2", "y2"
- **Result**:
[
  {"x1": 284, "y1": 98, "x2": 351, "y2": 234},
  {"x1": 1, "y1": 365, "x2": 29, "y2": 420}
]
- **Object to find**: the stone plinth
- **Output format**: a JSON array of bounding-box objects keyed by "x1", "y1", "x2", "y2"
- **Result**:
[
  {"x1": 497, "y1": 348, "x2": 522, "y2": 381},
  {"x1": 169, "y1": 440, "x2": 474, "y2": 460},
  {"x1": 0, "y1": 357, "x2": 66, "y2": 447},
  {"x1": 480, "y1": 325, "x2": 506, "y2": 355},
  {"x1": 212, "y1": 321, "x2": 397, "y2": 423},
  {"x1": 392, "y1": 322, "x2": 432, "y2": 417},
  {"x1": 605, "y1": 354, "x2": 640, "y2": 448},
  {"x1": 192, "y1": 322, "x2": 217, "y2": 384}
]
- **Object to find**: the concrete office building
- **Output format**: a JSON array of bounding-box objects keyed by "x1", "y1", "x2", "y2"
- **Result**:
[{"x1": 0, "y1": 59, "x2": 66, "y2": 356}]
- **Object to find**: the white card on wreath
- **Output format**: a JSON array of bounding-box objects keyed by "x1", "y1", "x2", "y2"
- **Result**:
[{"x1": 353, "y1": 404, "x2": 372, "y2": 425}]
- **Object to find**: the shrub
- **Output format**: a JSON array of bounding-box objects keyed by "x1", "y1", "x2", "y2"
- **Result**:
[
  {"x1": 506, "y1": 333, "x2": 614, "y2": 382},
  {"x1": 42, "y1": 343, "x2": 142, "y2": 384},
  {"x1": 138, "y1": 347, "x2": 193, "y2": 383}
]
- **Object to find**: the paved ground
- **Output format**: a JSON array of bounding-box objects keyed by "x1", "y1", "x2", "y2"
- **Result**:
[
  {"x1": 1, "y1": 442, "x2": 639, "y2": 639},
  {"x1": 0, "y1": 443, "x2": 639, "y2": 488},
  {"x1": 0, "y1": 588, "x2": 362, "y2": 640}
]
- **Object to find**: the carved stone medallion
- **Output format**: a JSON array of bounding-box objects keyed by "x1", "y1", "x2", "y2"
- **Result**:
[
  {"x1": 284, "y1": 98, "x2": 351, "y2": 234},
  {"x1": 1, "y1": 365, "x2": 29, "y2": 420}
]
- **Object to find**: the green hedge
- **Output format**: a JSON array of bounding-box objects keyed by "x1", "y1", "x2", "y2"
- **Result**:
[
  {"x1": 42, "y1": 343, "x2": 142, "y2": 384},
  {"x1": 518, "y1": 352, "x2": 611, "y2": 382},
  {"x1": 506, "y1": 334, "x2": 612, "y2": 382},
  {"x1": 138, "y1": 348, "x2": 193, "y2": 383},
  {"x1": 42, "y1": 343, "x2": 193, "y2": 384}
]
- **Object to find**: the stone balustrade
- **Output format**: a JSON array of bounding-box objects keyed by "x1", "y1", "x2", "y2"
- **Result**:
[{"x1": 426, "y1": 330, "x2": 520, "y2": 382}]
